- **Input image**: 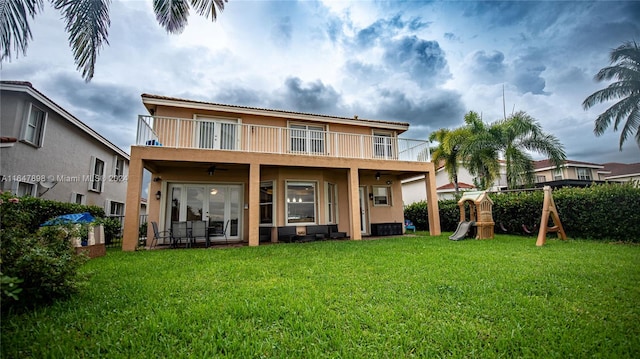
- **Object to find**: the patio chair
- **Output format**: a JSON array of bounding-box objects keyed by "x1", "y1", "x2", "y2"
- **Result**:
[
  {"x1": 150, "y1": 222, "x2": 172, "y2": 248},
  {"x1": 209, "y1": 219, "x2": 229, "y2": 244},
  {"x1": 172, "y1": 221, "x2": 190, "y2": 248},
  {"x1": 191, "y1": 221, "x2": 208, "y2": 247}
]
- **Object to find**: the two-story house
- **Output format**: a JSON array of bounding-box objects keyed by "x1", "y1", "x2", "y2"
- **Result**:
[
  {"x1": 0, "y1": 81, "x2": 129, "y2": 215},
  {"x1": 122, "y1": 94, "x2": 441, "y2": 250}
]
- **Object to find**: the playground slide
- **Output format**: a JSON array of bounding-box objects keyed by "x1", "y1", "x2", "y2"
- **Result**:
[{"x1": 449, "y1": 221, "x2": 474, "y2": 241}]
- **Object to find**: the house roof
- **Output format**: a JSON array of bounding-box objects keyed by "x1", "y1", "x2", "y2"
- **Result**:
[
  {"x1": 601, "y1": 162, "x2": 640, "y2": 178},
  {"x1": 533, "y1": 159, "x2": 603, "y2": 171},
  {"x1": 437, "y1": 182, "x2": 475, "y2": 191},
  {"x1": 141, "y1": 93, "x2": 411, "y2": 133},
  {"x1": 0, "y1": 81, "x2": 129, "y2": 159}
]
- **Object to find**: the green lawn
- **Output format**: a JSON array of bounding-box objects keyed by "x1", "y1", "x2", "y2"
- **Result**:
[{"x1": 2, "y1": 234, "x2": 639, "y2": 358}]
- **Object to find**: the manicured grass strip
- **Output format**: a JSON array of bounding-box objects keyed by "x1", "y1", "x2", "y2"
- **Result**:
[{"x1": 2, "y1": 235, "x2": 639, "y2": 358}]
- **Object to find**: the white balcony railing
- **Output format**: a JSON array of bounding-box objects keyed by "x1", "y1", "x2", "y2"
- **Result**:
[{"x1": 136, "y1": 115, "x2": 430, "y2": 162}]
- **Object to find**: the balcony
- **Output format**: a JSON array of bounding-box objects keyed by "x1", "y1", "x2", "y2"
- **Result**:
[{"x1": 136, "y1": 115, "x2": 430, "y2": 162}]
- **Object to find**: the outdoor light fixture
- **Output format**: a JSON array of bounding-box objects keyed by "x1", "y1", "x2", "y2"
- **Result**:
[
  {"x1": 207, "y1": 166, "x2": 216, "y2": 176},
  {"x1": 375, "y1": 172, "x2": 381, "y2": 181},
  {"x1": 369, "y1": 192, "x2": 374, "y2": 201},
  {"x1": 155, "y1": 190, "x2": 161, "y2": 200}
]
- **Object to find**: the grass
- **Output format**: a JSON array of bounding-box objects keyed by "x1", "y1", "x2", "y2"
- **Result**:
[{"x1": 2, "y1": 234, "x2": 639, "y2": 358}]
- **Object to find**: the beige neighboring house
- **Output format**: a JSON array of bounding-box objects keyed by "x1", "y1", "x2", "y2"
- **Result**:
[
  {"x1": 0, "y1": 81, "x2": 129, "y2": 216},
  {"x1": 532, "y1": 159, "x2": 639, "y2": 186},
  {"x1": 402, "y1": 161, "x2": 508, "y2": 203},
  {"x1": 122, "y1": 94, "x2": 442, "y2": 250},
  {"x1": 601, "y1": 162, "x2": 640, "y2": 183}
]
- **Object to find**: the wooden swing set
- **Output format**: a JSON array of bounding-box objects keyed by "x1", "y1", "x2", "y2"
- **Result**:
[{"x1": 535, "y1": 185, "x2": 567, "y2": 246}]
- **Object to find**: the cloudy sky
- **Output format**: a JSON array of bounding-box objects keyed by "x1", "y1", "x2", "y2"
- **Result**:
[{"x1": 2, "y1": 0, "x2": 639, "y2": 164}]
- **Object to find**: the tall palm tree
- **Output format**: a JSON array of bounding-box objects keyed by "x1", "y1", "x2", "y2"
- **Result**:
[
  {"x1": 494, "y1": 111, "x2": 566, "y2": 189},
  {"x1": 429, "y1": 127, "x2": 466, "y2": 195},
  {"x1": 0, "y1": 0, "x2": 227, "y2": 81},
  {"x1": 583, "y1": 41, "x2": 640, "y2": 150}
]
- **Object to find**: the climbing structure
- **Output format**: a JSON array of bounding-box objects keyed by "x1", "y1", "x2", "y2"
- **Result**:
[{"x1": 457, "y1": 191, "x2": 495, "y2": 239}]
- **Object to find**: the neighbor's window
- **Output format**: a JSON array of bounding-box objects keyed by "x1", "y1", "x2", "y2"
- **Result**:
[
  {"x1": 16, "y1": 182, "x2": 36, "y2": 197},
  {"x1": 576, "y1": 168, "x2": 592, "y2": 181},
  {"x1": 71, "y1": 192, "x2": 86, "y2": 205},
  {"x1": 260, "y1": 181, "x2": 274, "y2": 225},
  {"x1": 372, "y1": 186, "x2": 391, "y2": 206},
  {"x1": 89, "y1": 156, "x2": 105, "y2": 192},
  {"x1": 536, "y1": 175, "x2": 546, "y2": 183},
  {"x1": 286, "y1": 181, "x2": 316, "y2": 224},
  {"x1": 554, "y1": 169, "x2": 563, "y2": 180},
  {"x1": 109, "y1": 201, "x2": 125, "y2": 216},
  {"x1": 22, "y1": 104, "x2": 46, "y2": 147},
  {"x1": 114, "y1": 157, "x2": 125, "y2": 178},
  {"x1": 289, "y1": 124, "x2": 325, "y2": 154}
]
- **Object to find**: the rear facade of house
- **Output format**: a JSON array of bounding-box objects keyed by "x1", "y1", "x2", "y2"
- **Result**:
[{"x1": 122, "y1": 94, "x2": 441, "y2": 250}]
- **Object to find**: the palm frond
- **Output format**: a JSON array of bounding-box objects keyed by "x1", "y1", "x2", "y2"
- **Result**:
[
  {"x1": 0, "y1": 0, "x2": 43, "y2": 61},
  {"x1": 153, "y1": 0, "x2": 190, "y2": 34},
  {"x1": 618, "y1": 107, "x2": 640, "y2": 150},
  {"x1": 53, "y1": 0, "x2": 110, "y2": 82},
  {"x1": 610, "y1": 41, "x2": 640, "y2": 65},
  {"x1": 190, "y1": 0, "x2": 227, "y2": 20},
  {"x1": 595, "y1": 65, "x2": 640, "y2": 82}
]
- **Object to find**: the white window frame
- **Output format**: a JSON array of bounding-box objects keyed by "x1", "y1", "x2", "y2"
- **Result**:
[
  {"x1": 372, "y1": 130, "x2": 395, "y2": 159},
  {"x1": 288, "y1": 122, "x2": 325, "y2": 155},
  {"x1": 71, "y1": 192, "x2": 86, "y2": 205},
  {"x1": 21, "y1": 103, "x2": 47, "y2": 147},
  {"x1": 106, "y1": 200, "x2": 125, "y2": 216},
  {"x1": 372, "y1": 186, "x2": 391, "y2": 206},
  {"x1": 89, "y1": 156, "x2": 105, "y2": 192},
  {"x1": 325, "y1": 182, "x2": 338, "y2": 224},
  {"x1": 193, "y1": 115, "x2": 241, "y2": 150},
  {"x1": 113, "y1": 156, "x2": 126, "y2": 180},
  {"x1": 576, "y1": 168, "x2": 592, "y2": 181},
  {"x1": 554, "y1": 169, "x2": 563, "y2": 180},
  {"x1": 12, "y1": 181, "x2": 37, "y2": 197},
  {"x1": 285, "y1": 181, "x2": 317, "y2": 225},
  {"x1": 535, "y1": 175, "x2": 546, "y2": 183},
  {"x1": 260, "y1": 181, "x2": 275, "y2": 226}
]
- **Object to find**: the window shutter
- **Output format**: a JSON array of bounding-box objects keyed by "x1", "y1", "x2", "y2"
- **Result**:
[
  {"x1": 104, "y1": 199, "x2": 112, "y2": 215},
  {"x1": 70, "y1": 192, "x2": 77, "y2": 203},
  {"x1": 88, "y1": 156, "x2": 96, "y2": 191}
]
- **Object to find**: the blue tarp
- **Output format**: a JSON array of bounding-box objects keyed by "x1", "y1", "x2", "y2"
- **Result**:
[{"x1": 41, "y1": 212, "x2": 95, "y2": 226}]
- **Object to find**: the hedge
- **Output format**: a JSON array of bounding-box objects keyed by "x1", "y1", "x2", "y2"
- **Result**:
[{"x1": 404, "y1": 182, "x2": 640, "y2": 242}]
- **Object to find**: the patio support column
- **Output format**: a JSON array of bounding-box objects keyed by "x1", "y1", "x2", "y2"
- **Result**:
[
  {"x1": 248, "y1": 163, "x2": 260, "y2": 246},
  {"x1": 424, "y1": 169, "x2": 441, "y2": 236},
  {"x1": 347, "y1": 167, "x2": 362, "y2": 240},
  {"x1": 122, "y1": 149, "x2": 143, "y2": 251}
]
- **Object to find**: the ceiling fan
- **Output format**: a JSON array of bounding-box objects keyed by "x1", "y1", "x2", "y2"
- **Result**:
[{"x1": 206, "y1": 165, "x2": 228, "y2": 176}]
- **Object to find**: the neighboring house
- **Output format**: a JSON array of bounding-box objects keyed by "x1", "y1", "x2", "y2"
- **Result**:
[
  {"x1": 121, "y1": 94, "x2": 442, "y2": 250},
  {"x1": 601, "y1": 162, "x2": 640, "y2": 183},
  {"x1": 0, "y1": 81, "x2": 129, "y2": 215},
  {"x1": 531, "y1": 159, "x2": 638, "y2": 187},
  {"x1": 402, "y1": 161, "x2": 507, "y2": 203}
]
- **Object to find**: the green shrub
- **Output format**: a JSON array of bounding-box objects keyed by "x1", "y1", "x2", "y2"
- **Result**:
[
  {"x1": 0, "y1": 192, "x2": 89, "y2": 310},
  {"x1": 404, "y1": 183, "x2": 640, "y2": 242},
  {"x1": 96, "y1": 217, "x2": 122, "y2": 244}
]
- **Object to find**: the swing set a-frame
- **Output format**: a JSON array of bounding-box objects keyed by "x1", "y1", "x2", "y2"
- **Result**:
[{"x1": 535, "y1": 186, "x2": 567, "y2": 246}]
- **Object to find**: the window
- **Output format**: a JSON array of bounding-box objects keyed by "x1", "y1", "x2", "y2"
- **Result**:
[
  {"x1": 536, "y1": 175, "x2": 546, "y2": 183},
  {"x1": 260, "y1": 181, "x2": 274, "y2": 225},
  {"x1": 286, "y1": 181, "x2": 316, "y2": 224},
  {"x1": 290, "y1": 124, "x2": 325, "y2": 154},
  {"x1": 71, "y1": 192, "x2": 86, "y2": 205},
  {"x1": 372, "y1": 186, "x2": 391, "y2": 206},
  {"x1": 16, "y1": 182, "x2": 36, "y2": 197},
  {"x1": 89, "y1": 156, "x2": 105, "y2": 192},
  {"x1": 326, "y1": 182, "x2": 337, "y2": 223},
  {"x1": 22, "y1": 104, "x2": 46, "y2": 146},
  {"x1": 576, "y1": 168, "x2": 592, "y2": 180},
  {"x1": 373, "y1": 131, "x2": 394, "y2": 159},
  {"x1": 554, "y1": 169, "x2": 563, "y2": 180},
  {"x1": 108, "y1": 201, "x2": 125, "y2": 216},
  {"x1": 113, "y1": 156, "x2": 125, "y2": 178},
  {"x1": 197, "y1": 118, "x2": 238, "y2": 150}
]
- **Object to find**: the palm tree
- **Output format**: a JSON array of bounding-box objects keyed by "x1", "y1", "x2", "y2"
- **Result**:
[
  {"x1": 0, "y1": 0, "x2": 227, "y2": 81},
  {"x1": 583, "y1": 41, "x2": 640, "y2": 150},
  {"x1": 458, "y1": 111, "x2": 501, "y2": 190},
  {"x1": 429, "y1": 127, "x2": 466, "y2": 195},
  {"x1": 494, "y1": 111, "x2": 566, "y2": 189}
]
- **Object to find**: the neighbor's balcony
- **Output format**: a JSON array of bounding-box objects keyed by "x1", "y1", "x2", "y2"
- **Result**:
[{"x1": 136, "y1": 115, "x2": 431, "y2": 162}]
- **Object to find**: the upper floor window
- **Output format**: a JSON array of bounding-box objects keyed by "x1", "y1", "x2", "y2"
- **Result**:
[
  {"x1": 89, "y1": 156, "x2": 105, "y2": 192},
  {"x1": 554, "y1": 169, "x2": 563, "y2": 180},
  {"x1": 290, "y1": 124, "x2": 325, "y2": 154},
  {"x1": 373, "y1": 131, "x2": 394, "y2": 159},
  {"x1": 114, "y1": 157, "x2": 125, "y2": 177},
  {"x1": 536, "y1": 175, "x2": 546, "y2": 183},
  {"x1": 576, "y1": 168, "x2": 592, "y2": 181},
  {"x1": 22, "y1": 104, "x2": 47, "y2": 147},
  {"x1": 197, "y1": 119, "x2": 238, "y2": 150}
]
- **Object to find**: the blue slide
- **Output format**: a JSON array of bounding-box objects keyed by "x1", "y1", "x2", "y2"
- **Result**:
[{"x1": 449, "y1": 221, "x2": 475, "y2": 241}]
